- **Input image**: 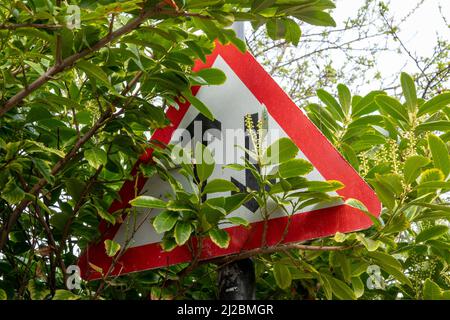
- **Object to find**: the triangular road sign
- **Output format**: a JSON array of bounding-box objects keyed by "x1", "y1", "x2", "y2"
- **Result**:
[{"x1": 78, "y1": 43, "x2": 381, "y2": 280}]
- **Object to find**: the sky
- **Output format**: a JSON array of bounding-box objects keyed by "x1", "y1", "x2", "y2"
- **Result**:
[{"x1": 332, "y1": 0, "x2": 450, "y2": 92}]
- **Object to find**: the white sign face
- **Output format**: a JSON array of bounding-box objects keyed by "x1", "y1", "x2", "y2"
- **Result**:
[{"x1": 113, "y1": 55, "x2": 341, "y2": 249}]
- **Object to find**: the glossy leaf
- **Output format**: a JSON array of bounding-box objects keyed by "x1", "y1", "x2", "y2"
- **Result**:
[
  {"x1": 174, "y1": 222, "x2": 193, "y2": 246},
  {"x1": 104, "y1": 239, "x2": 121, "y2": 257},
  {"x1": 209, "y1": 228, "x2": 230, "y2": 248},
  {"x1": 130, "y1": 196, "x2": 167, "y2": 209}
]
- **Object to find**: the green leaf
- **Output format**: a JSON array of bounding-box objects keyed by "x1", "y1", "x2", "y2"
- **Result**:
[
  {"x1": 97, "y1": 208, "x2": 116, "y2": 225},
  {"x1": 418, "y1": 92, "x2": 450, "y2": 116},
  {"x1": 304, "y1": 180, "x2": 344, "y2": 192},
  {"x1": 423, "y1": 278, "x2": 443, "y2": 300},
  {"x1": 1, "y1": 178, "x2": 25, "y2": 204},
  {"x1": 226, "y1": 217, "x2": 250, "y2": 227},
  {"x1": 400, "y1": 72, "x2": 417, "y2": 113},
  {"x1": 183, "y1": 90, "x2": 214, "y2": 121},
  {"x1": 416, "y1": 225, "x2": 449, "y2": 243},
  {"x1": 376, "y1": 173, "x2": 403, "y2": 196},
  {"x1": 195, "y1": 142, "x2": 215, "y2": 182},
  {"x1": 174, "y1": 221, "x2": 192, "y2": 246},
  {"x1": 266, "y1": 18, "x2": 286, "y2": 40},
  {"x1": 352, "y1": 91, "x2": 385, "y2": 117},
  {"x1": 351, "y1": 276, "x2": 364, "y2": 298},
  {"x1": 84, "y1": 147, "x2": 107, "y2": 169},
  {"x1": 420, "y1": 168, "x2": 445, "y2": 183},
  {"x1": 428, "y1": 134, "x2": 450, "y2": 177},
  {"x1": 223, "y1": 164, "x2": 246, "y2": 171},
  {"x1": 192, "y1": 68, "x2": 226, "y2": 85},
  {"x1": 345, "y1": 198, "x2": 381, "y2": 228},
  {"x1": 370, "y1": 179, "x2": 396, "y2": 211},
  {"x1": 316, "y1": 89, "x2": 344, "y2": 121},
  {"x1": 153, "y1": 211, "x2": 179, "y2": 233},
  {"x1": 263, "y1": 137, "x2": 299, "y2": 165},
  {"x1": 224, "y1": 193, "x2": 249, "y2": 213},
  {"x1": 414, "y1": 181, "x2": 450, "y2": 191},
  {"x1": 203, "y1": 179, "x2": 239, "y2": 194},
  {"x1": 25, "y1": 104, "x2": 52, "y2": 123},
  {"x1": 323, "y1": 274, "x2": 356, "y2": 300},
  {"x1": 295, "y1": 10, "x2": 336, "y2": 27},
  {"x1": 130, "y1": 195, "x2": 167, "y2": 209},
  {"x1": 369, "y1": 252, "x2": 413, "y2": 288},
  {"x1": 161, "y1": 237, "x2": 178, "y2": 252},
  {"x1": 0, "y1": 289, "x2": 6, "y2": 300},
  {"x1": 64, "y1": 178, "x2": 85, "y2": 202},
  {"x1": 356, "y1": 234, "x2": 381, "y2": 252},
  {"x1": 375, "y1": 95, "x2": 409, "y2": 124},
  {"x1": 284, "y1": 18, "x2": 301, "y2": 46},
  {"x1": 52, "y1": 289, "x2": 80, "y2": 300},
  {"x1": 104, "y1": 239, "x2": 121, "y2": 257},
  {"x1": 33, "y1": 158, "x2": 54, "y2": 183},
  {"x1": 380, "y1": 263, "x2": 413, "y2": 288},
  {"x1": 76, "y1": 60, "x2": 110, "y2": 87},
  {"x1": 404, "y1": 155, "x2": 430, "y2": 184},
  {"x1": 337, "y1": 84, "x2": 351, "y2": 115},
  {"x1": 336, "y1": 252, "x2": 351, "y2": 282},
  {"x1": 416, "y1": 121, "x2": 450, "y2": 133},
  {"x1": 368, "y1": 251, "x2": 402, "y2": 270},
  {"x1": 209, "y1": 228, "x2": 230, "y2": 248},
  {"x1": 278, "y1": 158, "x2": 313, "y2": 178},
  {"x1": 273, "y1": 263, "x2": 292, "y2": 290},
  {"x1": 28, "y1": 281, "x2": 50, "y2": 300},
  {"x1": 251, "y1": 0, "x2": 276, "y2": 12}
]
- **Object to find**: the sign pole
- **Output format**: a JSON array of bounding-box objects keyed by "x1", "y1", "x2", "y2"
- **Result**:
[{"x1": 217, "y1": 21, "x2": 256, "y2": 300}]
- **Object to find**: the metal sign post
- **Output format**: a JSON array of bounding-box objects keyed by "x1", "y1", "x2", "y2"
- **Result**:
[{"x1": 217, "y1": 21, "x2": 256, "y2": 301}]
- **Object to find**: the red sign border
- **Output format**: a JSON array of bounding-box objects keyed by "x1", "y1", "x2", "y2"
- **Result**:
[{"x1": 78, "y1": 43, "x2": 381, "y2": 280}]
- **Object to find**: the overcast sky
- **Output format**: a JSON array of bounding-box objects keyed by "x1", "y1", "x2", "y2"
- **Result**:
[{"x1": 333, "y1": 0, "x2": 450, "y2": 92}]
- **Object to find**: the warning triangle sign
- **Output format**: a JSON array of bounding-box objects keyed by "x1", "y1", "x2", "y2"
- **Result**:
[{"x1": 78, "y1": 43, "x2": 381, "y2": 280}]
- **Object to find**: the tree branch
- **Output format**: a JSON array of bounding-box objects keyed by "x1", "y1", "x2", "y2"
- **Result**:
[
  {"x1": 209, "y1": 242, "x2": 352, "y2": 267},
  {"x1": 0, "y1": 23, "x2": 63, "y2": 30},
  {"x1": 0, "y1": 8, "x2": 155, "y2": 117}
]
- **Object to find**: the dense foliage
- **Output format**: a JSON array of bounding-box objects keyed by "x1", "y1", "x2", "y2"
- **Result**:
[{"x1": 0, "y1": 0, "x2": 449, "y2": 300}]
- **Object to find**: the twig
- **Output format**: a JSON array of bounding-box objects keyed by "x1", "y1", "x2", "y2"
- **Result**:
[{"x1": 0, "y1": 23, "x2": 63, "y2": 30}]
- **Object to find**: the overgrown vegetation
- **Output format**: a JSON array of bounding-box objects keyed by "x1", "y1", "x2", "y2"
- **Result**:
[{"x1": 0, "y1": 0, "x2": 449, "y2": 300}]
